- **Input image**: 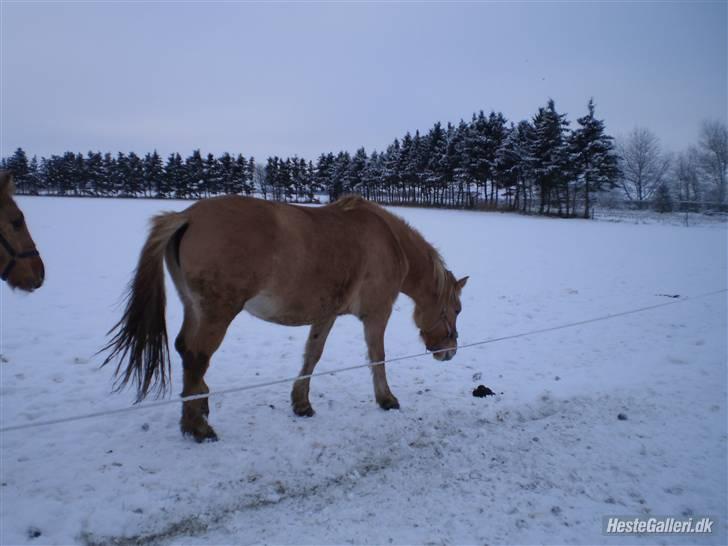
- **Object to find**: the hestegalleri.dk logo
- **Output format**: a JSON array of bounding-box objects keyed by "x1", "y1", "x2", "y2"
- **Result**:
[{"x1": 603, "y1": 516, "x2": 716, "y2": 535}]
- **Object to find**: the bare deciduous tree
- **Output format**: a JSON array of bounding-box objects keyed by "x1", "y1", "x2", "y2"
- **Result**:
[
  {"x1": 698, "y1": 120, "x2": 728, "y2": 204},
  {"x1": 617, "y1": 127, "x2": 671, "y2": 205},
  {"x1": 673, "y1": 146, "x2": 702, "y2": 202}
]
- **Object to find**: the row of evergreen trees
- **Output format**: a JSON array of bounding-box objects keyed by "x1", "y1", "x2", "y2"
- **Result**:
[
  {"x1": 3, "y1": 149, "x2": 256, "y2": 199},
  {"x1": 317, "y1": 99, "x2": 619, "y2": 217},
  {"x1": 2, "y1": 98, "x2": 620, "y2": 218}
]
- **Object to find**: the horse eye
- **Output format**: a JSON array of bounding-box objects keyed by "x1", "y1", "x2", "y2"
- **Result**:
[{"x1": 11, "y1": 217, "x2": 24, "y2": 230}]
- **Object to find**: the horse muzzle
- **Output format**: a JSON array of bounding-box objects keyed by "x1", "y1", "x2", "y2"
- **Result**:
[
  {"x1": 6, "y1": 256, "x2": 44, "y2": 292},
  {"x1": 432, "y1": 346, "x2": 457, "y2": 361}
]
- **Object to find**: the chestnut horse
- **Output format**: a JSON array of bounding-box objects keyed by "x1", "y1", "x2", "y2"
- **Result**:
[
  {"x1": 103, "y1": 195, "x2": 467, "y2": 442},
  {"x1": 0, "y1": 171, "x2": 44, "y2": 292}
]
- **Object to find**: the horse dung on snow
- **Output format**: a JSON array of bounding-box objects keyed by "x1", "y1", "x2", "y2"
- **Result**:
[{"x1": 102, "y1": 195, "x2": 467, "y2": 442}]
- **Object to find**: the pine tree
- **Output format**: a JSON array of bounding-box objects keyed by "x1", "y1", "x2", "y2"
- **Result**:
[
  {"x1": 245, "y1": 157, "x2": 256, "y2": 195},
  {"x1": 425, "y1": 122, "x2": 448, "y2": 204},
  {"x1": 349, "y1": 148, "x2": 368, "y2": 195},
  {"x1": 142, "y1": 151, "x2": 165, "y2": 197},
  {"x1": 185, "y1": 150, "x2": 205, "y2": 198},
  {"x1": 381, "y1": 140, "x2": 401, "y2": 204},
  {"x1": 27, "y1": 156, "x2": 41, "y2": 195},
  {"x1": 485, "y1": 112, "x2": 508, "y2": 205},
  {"x1": 362, "y1": 151, "x2": 383, "y2": 201},
  {"x1": 280, "y1": 158, "x2": 294, "y2": 200},
  {"x1": 330, "y1": 151, "x2": 351, "y2": 201},
  {"x1": 529, "y1": 99, "x2": 571, "y2": 214},
  {"x1": 315, "y1": 153, "x2": 334, "y2": 198},
  {"x1": 165, "y1": 153, "x2": 184, "y2": 198},
  {"x1": 265, "y1": 157, "x2": 280, "y2": 200},
  {"x1": 86, "y1": 151, "x2": 104, "y2": 196},
  {"x1": 217, "y1": 152, "x2": 234, "y2": 194},
  {"x1": 126, "y1": 152, "x2": 144, "y2": 197},
  {"x1": 6, "y1": 148, "x2": 29, "y2": 193},
  {"x1": 203, "y1": 153, "x2": 220, "y2": 196},
  {"x1": 100, "y1": 153, "x2": 115, "y2": 196},
  {"x1": 570, "y1": 99, "x2": 620, "y2": 217}
]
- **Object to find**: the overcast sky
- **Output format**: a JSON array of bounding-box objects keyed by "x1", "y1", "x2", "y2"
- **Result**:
[{"x1": 1, "y1": 1, "x2": 725, "y2": 161}]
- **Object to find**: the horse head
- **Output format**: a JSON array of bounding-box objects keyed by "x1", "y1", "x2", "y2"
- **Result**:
[
  {"x1": 0, "y1": 171, "x2": 44, "y2": 292},
  {"x1": 417, "y1": 271, "x2": 468, "y2": 361}
]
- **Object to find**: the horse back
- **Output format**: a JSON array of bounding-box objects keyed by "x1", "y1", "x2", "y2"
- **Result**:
[{"x1": 175, "y1": 196, "x2": 408, "y2": 325}]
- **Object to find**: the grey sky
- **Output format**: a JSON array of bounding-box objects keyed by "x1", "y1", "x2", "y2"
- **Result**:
[{"x1": 1, "y1": 1, "x2": 725, "y2": 161}]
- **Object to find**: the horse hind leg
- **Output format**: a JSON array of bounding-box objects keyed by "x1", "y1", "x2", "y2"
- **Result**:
[
  {"x1": 175, "y1": 308, "x2": 233, "y2": 443},
  {"x1": 291, "y1": 317, "x2": 336, "y2": 417}
]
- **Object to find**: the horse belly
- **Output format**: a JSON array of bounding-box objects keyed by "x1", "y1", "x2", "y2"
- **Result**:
[
  {"x1": 243, "y1": 293, "x2": 281, "y2": 322},
  {"x1": 243, "y1": 292, "x2": 326, "y2": 326}
]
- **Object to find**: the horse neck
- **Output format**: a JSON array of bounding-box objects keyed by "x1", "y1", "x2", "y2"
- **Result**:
[{"x1": 395, "y1": 224, "x2": 442, "y2": 310}]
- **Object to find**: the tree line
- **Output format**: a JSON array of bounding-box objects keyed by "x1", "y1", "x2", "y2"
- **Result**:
[
  {"x1": 3, "y1": 99, "x2": 726, "y2": 217},
  {"x1": 2, "y1": 149, "x2": 257, "y2": 199},
  {"x1": 615, "y1": 121, "x2": 728, "y2": 212}
]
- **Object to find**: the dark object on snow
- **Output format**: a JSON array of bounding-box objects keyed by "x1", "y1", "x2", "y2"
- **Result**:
[
  {"x1": 27, "y1": 527, "x2": 42, "y2": 539},
  {"x1": 617, "y1": 413, "x2": 628, "y2": 420},
  {"x1": 472, "y1": 385, "x2": 496, "y2": 397},
  {"x1": 657, "y1": 294, "x2": 680, "y2": 298}
]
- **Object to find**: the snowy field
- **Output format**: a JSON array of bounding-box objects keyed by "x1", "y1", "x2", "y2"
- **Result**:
[{"x1": 1, "y1": 197, "x2": 726, "y2": 546}]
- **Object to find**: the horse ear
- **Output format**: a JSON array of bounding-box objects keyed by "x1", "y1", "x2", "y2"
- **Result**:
[
  {"x1": 0, "y1": 171, "x2": 14, "y2": 197},
  {"x1": 456, "y1": 276, "x2": 469, "y2": 290}
]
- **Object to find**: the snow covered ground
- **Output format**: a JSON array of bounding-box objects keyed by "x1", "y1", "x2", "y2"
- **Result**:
[
  {"x1": 592, "y1": 207, "x2": 728, "y2": 228},
  {"x1": 1, "y1": 197, "x2": 726, "y2": 545}
]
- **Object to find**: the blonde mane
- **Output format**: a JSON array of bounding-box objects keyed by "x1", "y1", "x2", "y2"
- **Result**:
[{"x1": 333, "y1": 195, "x2": 449, "y2": 300}]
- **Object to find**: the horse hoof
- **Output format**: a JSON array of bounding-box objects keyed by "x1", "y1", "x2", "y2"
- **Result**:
[
  {"x1": 293, "y1": 405, "x2": 315, "y2": 417},
  {"x1": 378, "y1": 398, "x2": 400, "y2": 411},
  {"x1": 181, "y1": 422, "x2": 218, "y2": 443},
  {"x1": 195, "y1": 431, "x2": 218, "y2": 443}
]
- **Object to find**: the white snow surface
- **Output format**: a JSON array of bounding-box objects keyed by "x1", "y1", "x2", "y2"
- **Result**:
[{"x1": 1, "y1": 197, "x2": 726, "y2": 546}]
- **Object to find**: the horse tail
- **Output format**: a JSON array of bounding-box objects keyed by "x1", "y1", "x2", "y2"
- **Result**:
[{"x1": 101, "y1": 211, "x2": 189, "y2": 402}]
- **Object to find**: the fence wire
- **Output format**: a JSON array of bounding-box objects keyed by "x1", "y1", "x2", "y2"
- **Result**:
[{"x1": 1, "y1": 288, "x2": 725, "y2": 434}]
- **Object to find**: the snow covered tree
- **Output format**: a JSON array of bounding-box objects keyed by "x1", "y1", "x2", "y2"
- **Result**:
[
  {"x1": 164, "y1": 153, "x2": 184, "y2": 198},
  {"x1": 100, "y1": 153, "x2": 115, "y2": 196},
  {"x1": 27, "y1": 155, "x2": 41, "y2": 195},
  {"x1": 381, "y1": 140, "x2": 401, "y2": 203},
  {"x1": 184, "y1": 150, "x2": 205, "y2": 198},
  {"x1": 528, "y1": 99, "x2": 571, "y2": 214},
  {"x1": 348, "y1": 148, "x2": 368, "y2": 194},
  {"x1": 86, "y1": 152, "x2": 104, "y2": 196},
  {"x1": 330, "y1": 151, "x2": 351, "y2": 201},
  {"x1": 5, "y1": 148, "x2": 29, "y2": 193},
  {"x1": 570, "y1": 99, "x2": 620, "y2": 218},
  {"x1": 125, "y1": 152, "x2": 144, "y2": 196},
  {"x1": 424, "y1": 122, "x2": 448, "y2": 204},
  {"x1": 204, "y1": 153, "x2": 221, "y2": 197},
  {"x1": 143, "y1": 151, "x2": 165, "y2": 197}
]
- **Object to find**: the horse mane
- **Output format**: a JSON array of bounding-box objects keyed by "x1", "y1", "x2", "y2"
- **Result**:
[{"x1": 332, "y1": 195, "x2": 448, "y2": 299}]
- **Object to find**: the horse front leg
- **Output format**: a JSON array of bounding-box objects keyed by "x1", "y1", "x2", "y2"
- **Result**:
[
  {"x1": 291, "y1": 317, "x2": 336, "y2": 417},
  {"x1": 363, "y1": 313, "x2": 400, "y2": 410}
]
